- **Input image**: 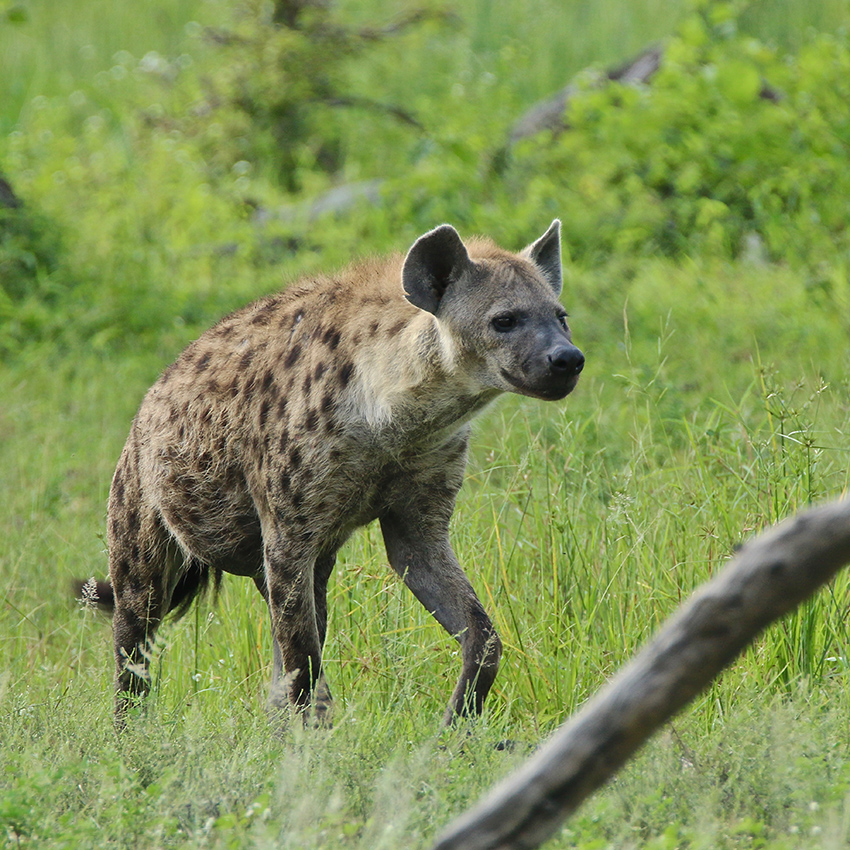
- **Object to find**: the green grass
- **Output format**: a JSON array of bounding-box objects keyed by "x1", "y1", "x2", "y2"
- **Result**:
[
  {"x1": 5, "y1": 309, "x2": 850, "y2": 847},
  {"x1": 5, "y1": 0, "x2": 850, "y2": 847}
]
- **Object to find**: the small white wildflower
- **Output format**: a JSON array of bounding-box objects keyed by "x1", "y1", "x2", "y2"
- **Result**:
[{"x1": 79, "y1": 577, "x2": 99, "y2": 609}]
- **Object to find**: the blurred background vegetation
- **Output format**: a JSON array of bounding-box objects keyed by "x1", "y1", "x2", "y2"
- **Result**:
[
  {"x1": 5, "y1": 1, "x2": 850, "y2": 847},
  {"x1": 3, "y1": 0, "x2": 850, "y2": 358}
]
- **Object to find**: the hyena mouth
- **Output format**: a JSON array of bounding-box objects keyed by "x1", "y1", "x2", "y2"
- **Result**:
[{"x1": 499, "y1": 368, "x2": 580, "y2": 400}]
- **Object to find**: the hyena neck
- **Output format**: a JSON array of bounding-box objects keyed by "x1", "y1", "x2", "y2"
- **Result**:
[{"x1": 348, "y1": 310, "x2": 501, "y2": 445}]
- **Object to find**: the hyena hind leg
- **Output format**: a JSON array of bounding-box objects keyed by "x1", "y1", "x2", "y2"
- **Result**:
[{"x1": 108, "y1": 513, "x2": 185, "y2": 728}]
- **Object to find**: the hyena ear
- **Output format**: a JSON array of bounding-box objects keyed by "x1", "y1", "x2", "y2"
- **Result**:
[
  {"x1": 522, "y1": 219, "x2": 563, "y2": 296},
  {"x1": 402, "y1": 224, "x2": 472, "y2": 314}
]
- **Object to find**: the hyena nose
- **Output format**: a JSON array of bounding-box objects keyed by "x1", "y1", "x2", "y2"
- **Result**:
[{"x1": 548, "y1": 345, "x2": 585, "y2": 376}]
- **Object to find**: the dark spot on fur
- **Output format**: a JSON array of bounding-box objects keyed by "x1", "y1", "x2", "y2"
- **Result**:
[
  {"x1": 303, "y1": 373, "x2": 312, "y2": 395},
  {"x1": 198, "y1": 452, "x2": 213, "y2": 472},
  {"x1": 305, "y1": 409, "x2": 319, "y2": 431},
  {"x1": 251, "y1": 304, "x2": 273, "y2": 325},
  {"x1": 387, "y1": 319, "x2": 406, "y2": 336},
  {"x1": 277, "y1": 397, "x2": 288, "y2": 418},
  {"x1": 259, "y1": 399, "x2": 270, "y2": 429},
  {"x1": 229, "y1": 377, "x2": 240, "y2": 398},
  {"x1": 320, "y1": 393, "x2": 333, "y2": 414},
  {"x1": 261, "y1": 370, "x2": 274, "y2": 394},
  {"x1": 280, "y1": 470, "x2": 291, "y2": 492},
  {"x1": 196, "y1": 352, "x2": 211, "y2": 371},
  {"x1": 290, "y1": 446, "x2": 302, "y2": 468},
  {"x1": 127, "y1": 509, "x2": 140, "y2": 533},
  {"x1": 207, "y1": 379, "x2": 219, "y2": 394},
  {"x1": 369, "y1": 321, "x2": 379, "y2": 335},
  {"x1": 323, "y1": 327, "x2": 341, "y2": 350},
  {"x1": 291, "y1": 490, "x2": 304, "y2": 508},
  {"x1": 131, "y1": 543, "x2": 140, "y2": 563},
  {"x1": 200, "y1": 406, "x2": 212, "y2": 425},
  {"x1": 314, "y1": 363, "x2": 326, "y2": 382},
  {"x1": 161, "y1": 363, "x2": 176, "y2": 384},
  {"x1": 284, "y1": 344, "x2": 302, "y2": 369},
  {"x1": 338, "y1": 361, "x2": 353, "y2": 387},
  {"x1": 114, "y1": 472, "x2": 125, "y2": 505},
  {"x1": 240, "y1": 349, "x2": 254, "y2": 371}
]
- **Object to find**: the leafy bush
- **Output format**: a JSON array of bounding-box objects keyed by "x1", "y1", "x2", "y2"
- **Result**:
[
  {"x1": 382, "y1": 1, "x2": 850, "y2": 272},
  {"x1": 146, "y1": 0, "x2": 441, "y2": 191},
  {"x1": 508, "y1": 2, "x2": 850, "y2": 266},
  {"x1": 4, "y1": 0, "x2": 850, "y2": 358},
  {"x1": 0, "y1": 181, "x2": 73, "y2": 354}
]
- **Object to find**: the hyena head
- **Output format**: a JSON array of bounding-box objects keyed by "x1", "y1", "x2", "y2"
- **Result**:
[{"x1": 402, "y1": 219, "x2": 584, "y2": 400}]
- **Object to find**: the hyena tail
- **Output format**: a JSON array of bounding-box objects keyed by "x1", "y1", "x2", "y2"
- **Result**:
[{"x1": 72, "y1": 564, "x2": 222, "y2": 618}]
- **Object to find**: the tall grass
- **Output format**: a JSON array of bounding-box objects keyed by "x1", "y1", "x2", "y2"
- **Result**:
[
  {"x1": 5, "y1": 0, "x2": 850, "y2": 847},
  {"x1": 5, "y1": 291, "x2": 850, "y2": 845}
]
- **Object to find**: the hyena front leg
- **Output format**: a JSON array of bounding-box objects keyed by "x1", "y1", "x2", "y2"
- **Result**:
[
  {"x1": 253, "y1": 552, "x2": 335, "y2": 724},
  {"x1": 262, "y1": 536, "x2": 329, "y2": 724},
  {"x1": 311, "y1": 552, "x2": 337, "y2": 723},
  {"x1": 380, "y1": 512, "x2": 503, "y2": 726}
]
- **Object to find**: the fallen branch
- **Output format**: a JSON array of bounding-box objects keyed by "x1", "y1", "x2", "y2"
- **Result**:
[
  {"x1": 507, "y1": 42, "x2": 780, "y2": 147},
  {"x1": 431, "y1": 498, "x2": 850, "y2": 850},
  {"x1": 508, "y1": 45, "x2": 663, "y2": 146}
]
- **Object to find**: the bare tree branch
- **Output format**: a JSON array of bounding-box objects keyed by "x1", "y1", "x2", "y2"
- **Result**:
[
  {"x1": 320, "y1": 95, "x2": 425, "y2": 131},
  {"x1": 431, "y1": 498, "x2": 850, "y2": 850}
]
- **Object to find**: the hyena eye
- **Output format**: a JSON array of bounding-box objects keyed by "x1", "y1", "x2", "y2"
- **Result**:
[
  {"x1": 557, "y1": 313, "x2": 569, "y2": 330},
  {"x1": 491, "y1": 314, "x2": 518, "y2": 332}
]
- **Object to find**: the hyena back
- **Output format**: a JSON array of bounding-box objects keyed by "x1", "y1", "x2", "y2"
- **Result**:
[{"x1": 106, "y1": 220, "x2": 583, "y2": 727}]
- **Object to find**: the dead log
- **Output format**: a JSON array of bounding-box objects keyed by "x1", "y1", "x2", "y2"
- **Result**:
[
  {"x1": 507, "y1": 43, "x2": 780, "y2": 147},
  {"x1": 431, "y1": 498, "x2": 850, "y2": 850},
  {"x1": 508, "y1": 45, "x2": 663, "y2": 146}
]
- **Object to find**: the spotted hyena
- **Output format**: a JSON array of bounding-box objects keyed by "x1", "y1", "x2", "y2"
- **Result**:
[{"x1": 97, "y1": 220, "x2": 583, "y2": 727}]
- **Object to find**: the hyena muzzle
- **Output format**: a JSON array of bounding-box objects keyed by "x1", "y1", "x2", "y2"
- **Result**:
[{"x1": 91, "y1": 220, "x2": 583, "y2": 728}]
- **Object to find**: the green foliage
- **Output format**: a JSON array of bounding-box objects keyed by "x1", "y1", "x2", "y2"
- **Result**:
[
  {"x1": 0, "y1": 194, "x2": 69, "y2": 353},
  {"x1": 128, "y1": 0, "x2": 445, "y2": 192},
  {"x1": 508, "y1": 4, "x2": 850, "y2": 265},
  {"x1": 384, "y1": 3, "x2": 850, "y2": 271}
]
